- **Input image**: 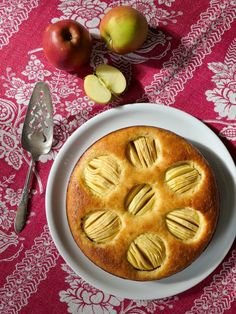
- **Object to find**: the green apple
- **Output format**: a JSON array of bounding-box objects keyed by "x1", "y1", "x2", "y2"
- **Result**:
[
  {"x1": 84, "y1": 64, "x2": 126, "y2": 104},
  {"x1": 99, "y1": 6, "x2": 148, "y2": 54}
]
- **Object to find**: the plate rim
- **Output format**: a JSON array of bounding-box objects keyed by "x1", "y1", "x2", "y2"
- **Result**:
[{"x1": 46, "y1": 103, "x2": 236, "y2": 300}]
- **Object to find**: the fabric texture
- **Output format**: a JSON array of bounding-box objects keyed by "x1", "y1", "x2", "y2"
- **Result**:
[{"x1": 0, "y1": 0, "x2": 235, "y2": 313}]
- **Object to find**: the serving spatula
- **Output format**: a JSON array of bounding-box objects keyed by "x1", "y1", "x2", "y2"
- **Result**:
[{"x1": 14, "y1": 82, "x2": 53, "y2": 233}]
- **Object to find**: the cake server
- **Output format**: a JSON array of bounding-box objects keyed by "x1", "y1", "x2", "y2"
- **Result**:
[{"x1": 14, "y1": 82, "x2": 53, "y2": 233}]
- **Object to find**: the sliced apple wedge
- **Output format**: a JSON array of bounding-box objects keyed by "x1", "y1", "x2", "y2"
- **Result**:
[
  {"x1": 84, "y1": 64, "x2": 126, "y2": 104},
  {"x1": 84, "y1": 75, "x2": 112, "y2": 104}
]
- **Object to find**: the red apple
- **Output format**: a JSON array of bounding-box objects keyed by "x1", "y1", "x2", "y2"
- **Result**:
[
  {"x1": 99, "y1": 6, "x2": 148, "y2": 54},
  {"x1": 42, "y1": 19, "x2": 92, "y2": 72}
]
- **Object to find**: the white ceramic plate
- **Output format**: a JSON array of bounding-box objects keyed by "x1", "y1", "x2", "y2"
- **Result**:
[{"x1": 46, "y1": 103, "x2": 236, "y2": 300}]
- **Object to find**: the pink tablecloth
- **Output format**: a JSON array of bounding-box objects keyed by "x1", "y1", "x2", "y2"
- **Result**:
[{"x1": 0, "y1": 0, "x2": 235, "y2": 313}]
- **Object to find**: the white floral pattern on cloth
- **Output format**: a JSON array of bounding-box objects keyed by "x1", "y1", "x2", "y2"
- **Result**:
[
  {"x1": 59, "y1": 263, "x2": 179, "y2": 313},
  {"x1": 158, "y1": 0, "x2": 175, "y2": 7},
  {"x1": 205, "y1": 38, "x2": 236, "y2": 142},
  {"x1": 0, "y1": 225, "x2": 59, "y2": 313},
  {"x1": 59, "y1": 264, "x2": 122, "y2": 314},
  {"x1": 0, "y1": 175, "x2": 17, "y2": 231},
  {"x1": 0, "y1": 94, "x2": 25, "y2": 170},
  {"x1": 0, "y1": 123, "x2": 22, "y2": 170},
  {"x1": 0, "y1": 0, "x2": 40, "y2": 49},
  {"x1": 142, "y1": 0, "x2": 236, "y2": 106},
  {"x1": 0, "y1": 201, "x2": 15, "y2": 231},
  {"x1": 22, "y1": 54, "x2": 51, "y2": 81},
  {"x1": 185, "y1": 249, "x2": 236, "y2": 314},
  {"x1": 0, "y1": 228, "x2": 24, "y2": 264},
  {"x1": 0, "y1": 230, "x2": 22, "y2": 254},
  {"x1": 206, "y1": 39, "x2": 236, "y2": 122},
  {"x1": 52, "y1": 0, "x2": 108, "y2": 34},
  {"x1": 219, "y1": 125, "x2": 236, "y2": 141},
  {"x1": 53, "y1": 0, "x2": 182, "y2": 34},
  {"x1": 4, "y1": 188, "x2": 22, "y2": 207}
]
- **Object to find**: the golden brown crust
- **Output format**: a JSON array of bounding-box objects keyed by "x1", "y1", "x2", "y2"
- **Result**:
[{"x1": 66, "y1": 126, "x2": 219, "y2": 281}]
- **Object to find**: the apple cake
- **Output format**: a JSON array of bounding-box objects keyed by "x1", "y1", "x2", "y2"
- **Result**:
[{"x1": 66, "y1": 126, "x2": 219, "y2": 281}]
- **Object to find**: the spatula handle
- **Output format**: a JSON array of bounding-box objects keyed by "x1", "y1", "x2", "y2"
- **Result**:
[{"x1": 14, "y1": 158, "x2": 34, "y2": 233}]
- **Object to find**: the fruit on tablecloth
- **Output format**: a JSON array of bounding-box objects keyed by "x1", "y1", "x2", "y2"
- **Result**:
[
  {"x1": 84, "y1": 64, "x2": 126, "y2": 104},
  {"x1": 42, "y1": 19, "x2": 92, "y2": 72},
  {"x1": 99, "y1": 6, "x2": 148, "y2": 54}
]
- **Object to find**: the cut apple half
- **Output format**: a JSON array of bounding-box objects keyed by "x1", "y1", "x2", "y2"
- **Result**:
[{"x1": 84, "y1": 64, "x2": 126, "y2": 104}]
